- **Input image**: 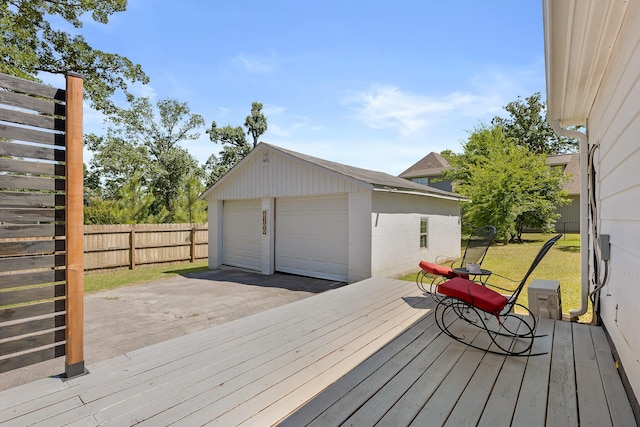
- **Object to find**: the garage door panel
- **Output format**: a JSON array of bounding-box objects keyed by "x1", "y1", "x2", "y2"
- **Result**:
[
  {"x1": 276, "y1": 195, "x2": 348, "y2": 281},
  {"x1": 223, "y1": 200, "x2": 261, "y2": 271}
]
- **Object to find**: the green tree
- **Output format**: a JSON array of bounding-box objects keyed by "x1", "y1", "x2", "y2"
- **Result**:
[
  {"x1": 205, "y1": 102, "x2": 267, "y2": 186},
  {"x1": 492, "y1": 92, "x2": 578, "y2": 155},
  {"x1": 244, "y1": 102, "x2": 268, "y2": 147},
  {"x1": 85, "y1": 132, "x2": 150, "y2": 199},
  {"x1": 173, "y1": 171, "x2": 208, "y2": 224},
  {"x1": 444, "y1": 124, "x2": 569, "y2": 243},
  {"x1": 84, "y1": 198, "x2": 119, "y2": 225},
  {"x1": 87, "y1": 97, "x2": 205, "y2": 222},
  {"x1": 114, "y1": 172, "x2": 155, "y2": 224},
  {"x1": 1, "y1": 0, "x2": 148, "y2": 113}
]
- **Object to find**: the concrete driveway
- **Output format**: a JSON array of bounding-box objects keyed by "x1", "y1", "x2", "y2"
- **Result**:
[{"x1": 0, "y1": 268, "x2": 346, "y2": 391}]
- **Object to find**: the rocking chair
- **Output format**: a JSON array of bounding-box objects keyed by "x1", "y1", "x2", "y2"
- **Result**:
[
  {"x1": 434, "y1": 234, "x2": 562, "y2": 356},
  {"x1": 416, "y1": 225, "x2": 497, "y2": 299}
]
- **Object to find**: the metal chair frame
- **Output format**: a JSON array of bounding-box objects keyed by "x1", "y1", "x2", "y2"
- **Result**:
[
  {"x1": 416, "y1": 225, "x2": 497, "y2": 299},
  {"x1": 434, "y1": 234, "x2": 562, "y2": 356}
]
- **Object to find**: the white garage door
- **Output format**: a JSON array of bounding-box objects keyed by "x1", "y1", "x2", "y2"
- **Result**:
[
  {"x1": 223, "y1": 199, "x2": 262, "y2": 271},
  {"x1": 276, "y1": 195, "x2": 348, "y2": 281}
]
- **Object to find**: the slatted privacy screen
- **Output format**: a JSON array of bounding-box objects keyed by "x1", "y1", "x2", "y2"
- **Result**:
[{"x1": 0, "y1": 72, "x2": 84, "y2": 376}]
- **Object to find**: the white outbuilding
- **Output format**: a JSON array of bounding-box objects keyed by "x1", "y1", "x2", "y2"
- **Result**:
[{"x1": 200, "y1": 143, "x2": 465, "y2": 283}]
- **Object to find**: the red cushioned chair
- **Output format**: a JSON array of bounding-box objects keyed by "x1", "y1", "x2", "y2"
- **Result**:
[
  {"x1": 416, "y1": 225, "x2": 496, "y2": 299},
  {"x1": 434, "y1": 234, "x2": 562, "y2": 356}
]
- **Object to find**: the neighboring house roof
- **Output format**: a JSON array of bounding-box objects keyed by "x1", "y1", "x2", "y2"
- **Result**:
[
  {"x1": 200, "y1": 143, "x2": 467, "y2": 201},
  {"x1": 399, "y1": 151, "x2": 580, "y2": 195},
  {"x1": 547, "y1": 153, "x2": 580, "y2": 195},
  {"x1": 398, "y1": 152, "x2": 451, "y2": 179}
]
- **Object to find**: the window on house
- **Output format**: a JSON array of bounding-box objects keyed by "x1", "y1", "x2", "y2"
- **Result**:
[
  {"x1": 420, "y1": 218, "x2": 428, "y2": 248},
  {"x1": 412, "y1": 177, "x2": 429, "y2": 186}
]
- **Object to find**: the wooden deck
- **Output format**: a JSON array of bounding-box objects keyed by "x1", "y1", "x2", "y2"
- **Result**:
[{"x1": 0, "y1": 277, "x2": 635, "y2": 426}]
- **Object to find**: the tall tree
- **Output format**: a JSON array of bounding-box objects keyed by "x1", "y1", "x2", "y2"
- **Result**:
[
  {"x1": 87, "y1": 97, "x2": 206, "y2": 222},
  {"x1": 173, "y1": 171, "x2": 208, "y2": 224},
  {"x1": 1, "y1": 0, "x2": 148, "y2": 113},
  {"x1": 114, "y1": 172, "x2": 155, "y2": 224},
  {"x1": 443, "y1": 124, "x2": 569, "y2": 243},
  {"x1": 244, "y1": 102, "x2": 268, "y2": 147},
  {"x1": 205, "y1": 102, "x2": 268, "y2": 186},
  {"x1": 492, "y1": 92, "x2": 578, "y2": 155}
]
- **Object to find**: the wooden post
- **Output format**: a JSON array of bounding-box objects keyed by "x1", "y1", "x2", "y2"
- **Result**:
[
  {"x1": 130, "y1": 228, "x2": 136, "y2": 269},
  {"x1": 65, "y1": 72, "x2": 85, "y2": 378},
  {"x1": 190, "y1": 226, "x2": 196, "y2": 263}
]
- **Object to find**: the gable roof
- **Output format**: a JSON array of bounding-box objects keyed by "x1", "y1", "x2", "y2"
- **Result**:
[
  {"x1": 398, "y1": 151, "x2": 580, "y2": 195},
  {"x1": 398, "y1": 152, "x2": 451, "y2": 179},
  {"x1": 547, "y1": 153, "x2": 580, "y2": 195},
  {"x1": 200, "y1": 143, "x2": 466, "y2": 201}
]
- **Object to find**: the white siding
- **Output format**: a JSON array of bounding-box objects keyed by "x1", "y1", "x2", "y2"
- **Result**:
[
  {"x1": 370, "y1": 191, "x2": 461, "y2": 278},
  {"x1": 587, "y1": 0, "x2": 640, "y2": 400},
  {"x1": 207, "y1": 148, "x2": 367, "y2": 200},
  {"x1": 348, "y1": 191, "x2": 373, "y2": 282},
  {"x1": 207, "y1": 200, "x2": 223, "y2": 269}
]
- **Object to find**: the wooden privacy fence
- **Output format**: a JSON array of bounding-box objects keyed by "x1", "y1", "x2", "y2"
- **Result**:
[
  {"x1": 84, "y1": 223, "x2": 208, "y2": 272},
  {"x1": 0, "y1": 73, "x2": 85, "y2": 376}
]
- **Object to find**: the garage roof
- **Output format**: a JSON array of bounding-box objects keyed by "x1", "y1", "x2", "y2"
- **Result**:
[{"x1": 201, "y1": 143, "x2": 466, "y2": 201}]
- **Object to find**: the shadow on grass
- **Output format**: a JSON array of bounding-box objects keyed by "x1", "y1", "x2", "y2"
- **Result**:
[{"x1": 556, "y1": 245, "x2": 580, "y2": 253}]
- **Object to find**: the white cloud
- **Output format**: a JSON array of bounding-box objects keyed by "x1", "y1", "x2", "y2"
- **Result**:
[
  {"x1": 267, "y1": 121, "x2": 308, "y2": 138},
  {"x1": 343, "y1": 85, "x2": 493, "y2": 136},
  {"x1": 344, "y1": 60, "x2": 545, "y2": 139},
  {"x1": 129, "y1": 81, "x2": 157, "y2": 100},
  {"x1": 263, "y1": 105, "x2": 286, "y2": 116},
  {"x1": 235, "y1": 52, "x2": 275, "y2": 74},
  {"x1": 259, "y1": 105, "x2": 317, "y2": 138}
]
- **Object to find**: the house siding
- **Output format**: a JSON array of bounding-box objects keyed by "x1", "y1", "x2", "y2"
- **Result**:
[
  {"x1": 348, "y1": 191, "x2": 373, "y2": 282},
  {"x1": 208, "y1": 150, "x2": 365, "y2": 200},
  {"x1": 370, "y1": 191, "x2": 460, "y2": 278},
  {"x1": 555, "y1": 195, "x2": 580, "y2": 233},
  {"x1": 588, "y1": 0, "x2": 640, "y2": 401}
]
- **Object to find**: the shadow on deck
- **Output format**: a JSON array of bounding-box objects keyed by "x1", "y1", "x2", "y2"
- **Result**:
[{"x1": 0, "y1": 278, "x2": 635, "y2": 426}]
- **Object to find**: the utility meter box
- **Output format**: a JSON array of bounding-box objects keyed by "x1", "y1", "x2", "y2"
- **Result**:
[{"x1": 528, "y1": 279, "x2": 562, "y2": 320}]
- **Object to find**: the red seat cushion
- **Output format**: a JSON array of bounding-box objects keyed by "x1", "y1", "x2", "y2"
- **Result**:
[
  {"x1": 437, "y1": 277, "x2": 508, "y2": 316},
  {"x1": 419, "y1": 261, "x2": 454, "y2": 278},
  {"x1": 419, "y1": 261, "x2": 467, "y2": 279}
]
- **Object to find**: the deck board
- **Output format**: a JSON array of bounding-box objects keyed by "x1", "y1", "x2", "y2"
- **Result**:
[
  {"x1": 375, "y1": 331, "x2": 475, "y2": 427},
  {"x1": 338, "y1": 325, "x2": 453, "y2": 426},
  {"x1": 279, "y1": 313, "x2": 442, "y2": 426},
  {"x1": 0, "y1": 276, "x2": 635, "y2": 427},
  {"x1": 546, "y1": 319, "x2": 578, "y2": 427},
  {"x1": 573, "y1": 323, "x2": 613, "y2": 427},
  {"x1": 476, "y1": 317, "x2": 540, "y2": 427},
  {"x1": 510, "y1": 317, "x2": 554, "y2": 427},
  {"x1": 591, "y1": 326, "x2": 637, "y2": 427}
]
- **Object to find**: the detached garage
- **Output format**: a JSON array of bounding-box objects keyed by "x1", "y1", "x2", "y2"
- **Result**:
[{"x1": 201, "y1": 143, "x2": 465, "y2": 283}]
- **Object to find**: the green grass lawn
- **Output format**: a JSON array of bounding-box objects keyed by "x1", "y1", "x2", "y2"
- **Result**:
[
  {"x1": 84, "y1": 261, "x2": 210, "y2": 293},
  {"x1": 401, "y1": 233, "x2": 592, "y2": 323}
]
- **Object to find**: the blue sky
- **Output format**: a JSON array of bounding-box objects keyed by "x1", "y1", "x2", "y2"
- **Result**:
[{"x1": 48, "y1": 0, "x2": 546, "y2": 176}]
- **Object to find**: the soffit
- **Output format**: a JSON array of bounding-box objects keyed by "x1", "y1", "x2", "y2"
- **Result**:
[{"x1": 543, "y1": 0, "x2": 629, "y2": 127}]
